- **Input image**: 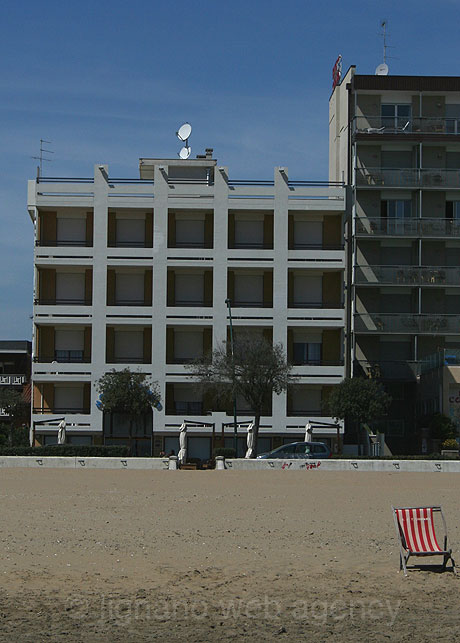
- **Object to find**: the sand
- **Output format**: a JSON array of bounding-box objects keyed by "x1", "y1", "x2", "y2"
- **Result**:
[{"x1": 1, "y1": 469, "x2": 460, "y2": 641}]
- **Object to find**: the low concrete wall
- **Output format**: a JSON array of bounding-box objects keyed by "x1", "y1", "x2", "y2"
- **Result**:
[
  {"x1": 223, "y1": 458, "x2": 460, "y2": 473},
  {"x1": 0, "y1": 457, "x2": 173, "y2": 470}
]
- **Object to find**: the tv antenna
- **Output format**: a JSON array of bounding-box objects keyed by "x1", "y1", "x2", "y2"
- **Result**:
[
  {"x1": 176, "y1": 122, "x2": 192, "y2": 159},
  {"x1": 375, "y1": 20, "x2": 395, "y2": 75},
  {"x1": 31, "y1": 139, "x2": 54, "y2": 177}
]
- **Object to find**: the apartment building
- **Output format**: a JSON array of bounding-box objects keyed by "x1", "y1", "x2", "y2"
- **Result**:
[
  {"x1": 330, "y1": 67, "x2": 460, "y2": 451},
  {"x1": 0, "y1": 341, "x2": 31, "y2": 424},
  {"x1": 28, "y1": 154, "x2": 347, "y2": 457}
]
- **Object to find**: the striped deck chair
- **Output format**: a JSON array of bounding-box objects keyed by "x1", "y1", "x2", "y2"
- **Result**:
[{"x1": 392, "y1": 506, "x2": 456, "y2": 576}]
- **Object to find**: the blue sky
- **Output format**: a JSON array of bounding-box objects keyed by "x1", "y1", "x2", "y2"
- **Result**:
[{"x1": 1, "y1": 0, "x2": 460, "y2": 338}]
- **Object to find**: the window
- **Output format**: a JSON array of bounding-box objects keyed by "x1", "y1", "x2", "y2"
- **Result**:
[
  {"x1": 446, "y1": 201, "x2": 460, "y2": 222},
  {"x1": 175, "y1": 218, "x2": 205, "y2": 247},
  {"x1": 175, "y1": 274, "x2": 204, "y2": 305},
  {"x1": 293, "y1": 220, "x2": 323, "y2": 248},
  {"x1": 56, "y1": 217, "x2": 86, "y2": 245},
  {"x1": 234, "y1": 274, "x2": 263, "y2": 306},
  {"x1": 116, "y1": 219, "x2": 145, "y2": 247},
  {"x1": 381, "y1": 104, "x2": 411, "y2": 130},
  {"x1": 293, "y1": 342, "x2": 322, "y2": 365},
  {"x1": 293, "y1": 274, "x2": 322, "y2": 307},
  {"x1": 115, "y1": 273, "x2": 145, "y2": 305}
]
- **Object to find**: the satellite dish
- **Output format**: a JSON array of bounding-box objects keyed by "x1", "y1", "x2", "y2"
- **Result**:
[
  {"x1": 179, "y1": 146, "x2": 191, "y2": 160},
  {"x1": 176, "y1": 123, "x2": 192, "y2": 142},
  {"x1": 375, "y1": 63, "x2": 389, "y2": 76}
]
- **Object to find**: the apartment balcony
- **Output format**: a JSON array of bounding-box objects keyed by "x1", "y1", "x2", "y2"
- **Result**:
[
  {"x1": 36, "y1": 211, "x2": 93, "y2": 247},
  {"x1": 0, "y1": 374, "x2": 27, "y2": 386},
  {"x1": 356, "y1": 167, "x2": 460, "y2": 189},
  {"x1": 354, "y1": 360, "x2": 421, "y2": 381},
  {"x1": 353, "y1": 116, "x2": 460, "y2": 137},
  {"x1": 355, "y1": 217, "x2": 460, "y2": 238},
  {"x1": 228, "y1": 212, "x2": 273, "y2": 250},
  {"x1": 34, "y1": 352, "x2": 91, "y2": 364},
  {"x1": 108, "y1": 212, "x2": 153, "y2": 248},
  {"x1": 32, "y1": 382, "x2": 91, "y2": 415},
  {"x1": 354, "y1": 313, "x2": 460, "y2": 334},
  {"x1": 421, "y1": 349, "x2": 460, "y2": 373},
  {"x1": 355, "y1": 265, "x2": 460, "y2": 287},
  {"x1": 107, "y1": 269, "x2": 152, "y2": 307},
  {"x1": 228, "y1": 270, "x2": 273, "y2": 309}
]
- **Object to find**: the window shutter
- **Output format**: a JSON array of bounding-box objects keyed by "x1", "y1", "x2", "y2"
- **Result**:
[
  {"x1": 85, "y1": 269, "x2": 92, "y2": 304},
  {"x1": 145, "y1": 212, "x2": 153, "y2": 248},
  {"x1": 107, "y1": 270, "x2": 116, "y2": 305},
  {"x1": 263, "y1": 214, "x2": 274, "y2": 249},
  {"x1": 84, "y1": 327, "x2": 92, "y2": 362},
  {"x1": 143, "y1": 327, "x2": 152, "y2": 364},
  {"x1": 106, "y1": 327, "x2": 115, "y2": 362},
  {"x1": 263, "y1": 271, "x2": 273, "y2": 307},
  {"x1": 86, "y1": 211, "x2": 93, "y2": 246},
  {"x1": 228, "y1": 213, "x2": 235, "y2": 248},
  {"x1": 108, "y1": 212, "x2": 116, "y2": 246},
  {"x1": 168, "y1": 212, "x2": 176, "y2": 247},
  {"x1": 203, "y1": 271, "x2": 213, "y2": 306},
  {"x1": 204, "y1": 213, "x2": 213, "y2": 248}
]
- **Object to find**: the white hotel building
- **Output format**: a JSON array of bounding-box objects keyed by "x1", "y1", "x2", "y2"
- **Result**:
[{"x1": 28, "y1": 152, "x2": 347, "y2": 458}]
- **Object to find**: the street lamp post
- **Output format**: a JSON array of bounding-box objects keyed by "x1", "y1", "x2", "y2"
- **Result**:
[{"x1": 225, "y1": 298, "x2": 238, "y2": 456}]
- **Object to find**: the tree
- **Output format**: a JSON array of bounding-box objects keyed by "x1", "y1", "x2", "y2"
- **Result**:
[
  {"x1": 327, "y1": 377, "x2": 391, "y2": 444},
  {"x1": 427, "y1": 413, "x2": 457, "y2": 442},
  {"x1": 187, "y1": 332, "x2": 293, "y2": 457},
  {"x1": 96, "y1": 369, "x2": 161, "y2": 414},
  {"x1": 0, "y1": 388, "x2": 30, "y2": 447}
]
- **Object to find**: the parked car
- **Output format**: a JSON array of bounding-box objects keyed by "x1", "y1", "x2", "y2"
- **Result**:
[{"x1": 257, "y1": 441, "x2": 331, "y2": 459}]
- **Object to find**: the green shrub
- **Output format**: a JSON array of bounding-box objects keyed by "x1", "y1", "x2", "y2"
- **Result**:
[
  {"x1": 0, "y1": 445, "x2": 131, "y2": 457},
  {"x1": 214, "y1": 447, "x2": 236, "y2": 458},
  {"x1": 441, "y1": 438, "x2": 459, "y2": 451}
]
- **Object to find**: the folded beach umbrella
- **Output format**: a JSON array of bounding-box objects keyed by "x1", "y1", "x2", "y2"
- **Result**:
[
  {"x1": 245, "y1": 422, "x2": 255, "y2": 458},
  {"x1": 304, "y1": 422, "x2": 313, "y2": 442},
  {"x1": 178, "y1": 422, "x2": 187, "y2": 465},
  {"x1": 57, "y1": 419, "x2": 66, "y2": 445}
]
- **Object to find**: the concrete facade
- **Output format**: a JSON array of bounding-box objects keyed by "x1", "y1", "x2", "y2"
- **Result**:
[{"x1": 28, "y1": 157, "x2": 347, "y2": 458}]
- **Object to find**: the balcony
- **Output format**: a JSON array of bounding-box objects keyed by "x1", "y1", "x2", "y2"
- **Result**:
[
  {"x1": 353, "y1": 116, "x2": 460, "y2": 136},
  {"x1": 34, "y1": 298, "x2": 92, "y2": 306},
  {"x1": 174, "y1": 402, "x2": 203, "y2": 415},
  {"x1": 356, "y1": 167, "x2": 460, "y2": 189},
  {"x1": 355, "y1": 218, "x2": 460, "y2": 238},
  {"x1": 355, "y1": 265, "x2": 460, "y2": 287},
  {"x1": 33, "y1": 406, "x2": 89, "y2": 414},
  {"x1": 354, "y1": 313, "x2": 460, "y2": 334},
  {"x1": 354, "y1": 360, "x2": 420, "y2": 381}
]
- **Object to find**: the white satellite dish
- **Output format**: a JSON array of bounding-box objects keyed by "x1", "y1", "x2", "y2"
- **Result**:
[
  {"x1": 179, "y1": 146, "x2": 191, "y2": 160},
  {"x1": 375, "y1": 63, "x2": 389, "y2": 76},
  {"x1": 176, "y1": 123, "x2": 192, "y2": 142}
]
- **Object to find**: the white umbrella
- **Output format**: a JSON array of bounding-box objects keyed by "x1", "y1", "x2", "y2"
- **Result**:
[
  {"x1": 245, "y1": 422, "x2": 255, "y2": 459},
  {"x1": 305, "y1": 422, "x2": 313, "y2": 442},
  {"x1": 178, "y1": 422, "x2": 187, "y2": 465},
  {"x1": 29, "y1": 425, "x2": 34, "y2": 447},
  {"x1": 57, "y1": 419, "x2": 66, "y2": 445}
]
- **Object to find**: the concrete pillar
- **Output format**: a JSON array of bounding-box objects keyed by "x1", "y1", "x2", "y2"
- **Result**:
[
  {"x1": 168, "y1": 455, "x2": 178, "y2": 470},
  {"x1": 215, "y1": 455, "x2": 225, "y2": 470}
]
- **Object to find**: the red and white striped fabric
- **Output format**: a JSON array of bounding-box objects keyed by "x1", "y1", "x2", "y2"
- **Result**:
[{"x1": 395, "y1": 508, "x2": 442, "y2": 553}]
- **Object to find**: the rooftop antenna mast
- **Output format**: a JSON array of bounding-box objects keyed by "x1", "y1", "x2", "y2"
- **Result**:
[
  {"x1": 375, "y1": 20, "x2": 394, "y2": 75},
  {"x1": 31, "y1": 139, "x2": 54, "y2": 177}
]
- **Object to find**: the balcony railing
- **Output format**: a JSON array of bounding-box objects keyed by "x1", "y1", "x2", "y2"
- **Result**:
[
  {"x1": 355, "y1": 265, "x2": 460, "y2": 286},
  {"x1": 354, "y1": 360, "x2": 421, "y2": 381},
  {"x1": 232, "y1": 300, "x2": 272, "y2": 308},
  {"x1": 36, "y1": 239, "x2": 92, "y2": 247},
  {"x1": 33, "y1": 407, "x2": 90, "y2": 414},
  {"x1": 289, "y1": 243, "x2": 344, "y2": 251},
  {"x1": 289, "y1": 301, "x2": 343, "y2": 309},
  {"x1": 355, "y1": 217, "x2": 460, "y2": 238},
  {"x1": 113, "y1": 299, "x2": 150, "y2": 306},
  {"x1": 171, "y1": 299, "x2": 213, "y2": 307},
  {"x1": 111, "y1": 240, "x2": 149, "y2": 248},
  {"x1": 34, "y1": 298, "x2": 92, "y2": 306},
  {"x1": 170, "y1": 241, "x2": 213, "y2": 249},
  {"x1": 173, "y1": 402, "x2": 203, "y2": 415},
  {"x1": 287, "y1": 409, "x2": 324, "y2": 417},
  {"x1": 291, "y1": 359, "x2": 344, "y2": 367},
  {"x1": 356, "y1": 167, "x2": 460, "y2": 189},
  {"x1": 110, "y1": 356, "x2": 148, "y2": 364},
  {"x1": 353, "y1": 116, "x2": 460, "y2": 136},
  {"x1": 354, "y1": 313, "x2": 460, "y2": 334},
  {"x1": 231, "y1": 242, "x2": 273, "y2": 250},
  {"x1": 34, "y1": 352, "x2": 90, "y2": 363}
]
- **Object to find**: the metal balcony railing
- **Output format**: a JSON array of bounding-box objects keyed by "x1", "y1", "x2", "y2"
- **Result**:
[
  {"x1": 34, "y1": 352, "x2": 90, "y2": 363},
  {"x1": 113, "y1": 299, "x2": 150, "y2": 306},
  {"x1": 110, "y1": 356, "x2": 148, "y2": 364},
  {"x1": 173, "y1": 402, "x2": 203, "y2": 415},
  {"x1": 0, "y1": 374, "x2": 27, "y2": 385},
  {"x1": 289, "y1": 301, "x2": 343, "y2": 309},
  {"x1": 289, "y1": 242, "x2": 344, "y2": 251},
  {"x1": 35, "y1": 239, "x2": 92, "y2": 247},
  {"x1": 170, "y1": 299, "x2": 213, "y2": 307},
  {"x1": 287, "y1": 409, "x2": 324, "y2": 417},
  {"x1": 33, "y1": 407, "x2": 90, "y2": 414},
  {"x1": 170, "y1": 241, "x2": 213, "y2": 249},
  {"x1": 111, "y1": 240, "x2": 149, "y2": 248},
  {"x1": 356, "y1": 167, "x2": 460, "y2": 188},
  {"x1": 354, "y1": 360, "x2": 421, "y2": 381},
  {"x1": 354, "y1": 313, "x2": 460, "y2": 334},
  {"x1": 354, "y1": 265, "x2": 460, "y2": 286},
  {"x1": 355, "y1": 217, "x2": 460, "y2": 238},
  {"x1": 353, "y1": 116, "x2": 460, "y2": 136},
  {"x1": 232, "y1": 300, "x2": 271, "y2": 308},
  {"x1": 291, "y1": 359, "x2": 344, "y2": 367},
  {"x1": 34, "y1": 298, "x2": 92, "y2": 306}
]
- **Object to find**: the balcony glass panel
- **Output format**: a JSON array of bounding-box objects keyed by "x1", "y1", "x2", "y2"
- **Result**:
[
  {"x1": 355, "y1": 266, "x2": 460, "y2": 286},
  {"x1": 354, "y1": 116, "x2": 460, "y2": 135},
  {"x1": 354, "y1": 313, "x2": 460, "y2": 334}
]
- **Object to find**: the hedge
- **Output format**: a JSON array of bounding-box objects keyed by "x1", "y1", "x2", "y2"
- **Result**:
[
  {"x1": 214, "y1": 447, "x2": 236, "y2": 458},
  {"x1": 0, "y1": 445, "x2": 131, "y2": 457}
]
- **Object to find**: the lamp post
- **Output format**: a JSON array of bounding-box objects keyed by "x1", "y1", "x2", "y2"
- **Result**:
[{"x1": 225, "y1": 298, "x2": 238, "y2": 456}]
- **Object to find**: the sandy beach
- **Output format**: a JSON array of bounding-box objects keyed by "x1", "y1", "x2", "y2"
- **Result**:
[{"x1": 1, "y1": 469, "x2": 460, "y2": 641}]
